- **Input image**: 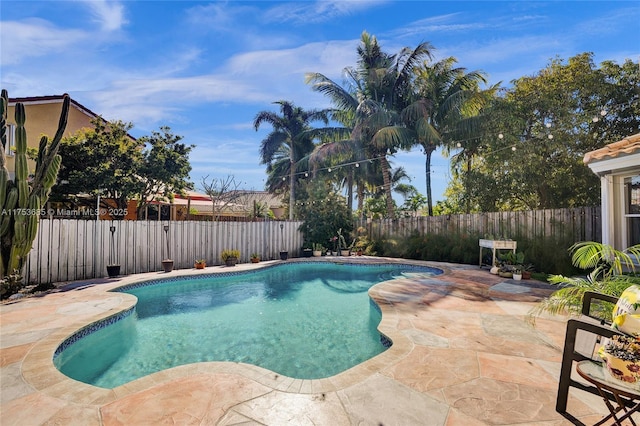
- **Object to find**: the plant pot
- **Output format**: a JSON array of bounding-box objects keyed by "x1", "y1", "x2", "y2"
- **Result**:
[
  {"x1": 331, "y1": 251, "x2": 337, "y2": 256},
  {"x1": 340, "y1": 250, "x2": 350, "y2": 256},
  {"x1": 162, "y1": 259, "x2": 174, "y2": 273},
  {"x1": 279, "y1": 251, "x2": 288, "y2": 260},
  {"x1": 194, "y1": 262, "x2": 206, "y2": 269},
  {"x1": 302, "y1": 248, "x2": 312, "y2": 258},
  {"x1": 513, "y1": 273, "x2": 522, "y2": 281},
  {"x1": 356, "y1": 250, "x2": 363, "y2": 256},
  {"x1": 490, "y1": 265, "x2": 499, "y2": 275},
  {"x1": 498, "y1": 271, "x2": 512, "y2": 278},
  {"x1": 522, "y1": 271, "x2": 531, "y2": 280},
  {"x1": 313, "y1": 250, "x2": 322, "y2": 257},
  {"x1": 106, "y1": 264, "x2": 120, "y2": 278},
  {"x1": 225, "y1": 257, "x2": 238, "y2": 267},
  {"x1": 251, "y1": 257, "x2": 260, "y2": 263}
]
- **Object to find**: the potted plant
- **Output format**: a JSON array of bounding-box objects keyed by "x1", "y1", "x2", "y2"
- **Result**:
[
  {"x1": 279, "y1": 250, "x2": 289, "y2": 260},
  {"x1": 352, "y1": 227, "x2": 368, "y2": 256},
  {"x1": 512, "y1": 267, "x2": 523, "y2": 281},
  {"x1": 194, "y1": 259, "x2": 206, "y2": 269},
  {"x1": 521, "y1": 264, "x2": 534, "y2": 280},
  {"x1": 302, "y1": 247, "x2": 313, "y2": 257},
  {"x1": 329, "y1": 236, "x2": 338, "y2": 256},
  {"x1": 337, "y1": 228, "x2": 350, "y2": 256},
  {"x1": 221, "y1": 249, "x2": 240, "y2": 267},
  {"x1": 312, "y1": 243, "x2": 324, "y2": 257},
  {"x1": 250, "y1": 253, "x2": 261, "y2": 263}
]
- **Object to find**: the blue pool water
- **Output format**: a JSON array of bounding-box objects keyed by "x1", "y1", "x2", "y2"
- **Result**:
[{"x1": 54, "y1": 262, "x2": 440, "y2": 388}]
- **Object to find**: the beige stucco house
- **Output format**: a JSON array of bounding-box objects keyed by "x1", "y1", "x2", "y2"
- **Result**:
[
  {"x1": 6, "y1": 94, "x2": 100, "y2": 179},
  {"x1": 583, "y1": 133, "x2": 640, "y2": 250}
]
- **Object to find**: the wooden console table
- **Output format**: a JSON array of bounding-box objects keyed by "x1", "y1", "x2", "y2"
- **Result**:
[{"x1": 478, "y1": 239, "x2": 517, "y2": 268}]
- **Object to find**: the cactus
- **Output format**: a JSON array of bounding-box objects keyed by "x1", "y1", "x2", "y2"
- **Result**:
[{"x1": 0, "y1": 89, "x2": 69, "y2": 283}]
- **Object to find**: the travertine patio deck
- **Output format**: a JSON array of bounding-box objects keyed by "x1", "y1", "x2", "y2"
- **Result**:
[{"x1": 0, "y1": 257, "x2": 617, "y2": 425}]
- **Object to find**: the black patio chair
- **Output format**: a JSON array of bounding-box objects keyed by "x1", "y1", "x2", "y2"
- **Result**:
[{"x1": 556, "y1": 291, "x2": 631, "y2": 421}]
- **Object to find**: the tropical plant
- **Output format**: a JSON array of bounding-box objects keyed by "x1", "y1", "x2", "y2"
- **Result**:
[
  {"x1": 307, "y1": 31, "x2": 433, "y2": 219},
  {"x1": 410, "y1": 57, "x2": 494, "y2": 215},
  {"x1": 530, "y1": 242, "x2": 640, "y2": 319},
  {"x1": 253, "y1": 100, "x2": 329, "y2": 219},
  {"x1": 221, "y1": 249, "x2": 240, "y2": 261},
  {"x1": 296, "y1": 180, "x2": 353, "y2": 248},
  {"x1": 0, "y1": 90, "x2": 68, "y2": 293}
]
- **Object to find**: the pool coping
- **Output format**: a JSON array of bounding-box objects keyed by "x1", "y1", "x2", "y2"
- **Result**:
[{"x1": 20, "y1": 257, "x2": 452, "y2": 406}]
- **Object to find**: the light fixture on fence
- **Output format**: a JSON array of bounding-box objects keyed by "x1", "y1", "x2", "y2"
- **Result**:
[
  {"x1": 162, "y1": 224, "x2": 174, "y2": 272},
  {"x1": 106, "y1": 224, "x2": 120, "y2": 278}
]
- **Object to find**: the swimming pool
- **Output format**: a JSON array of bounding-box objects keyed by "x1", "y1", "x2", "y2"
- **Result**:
[{"x1": 54, "y1": 261, "x2": 441, "y2": 388}]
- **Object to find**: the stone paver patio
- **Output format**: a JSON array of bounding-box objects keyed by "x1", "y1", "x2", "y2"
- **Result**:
[{"x1": 0, "y1": 257, "x2": 619, "y2": 425}]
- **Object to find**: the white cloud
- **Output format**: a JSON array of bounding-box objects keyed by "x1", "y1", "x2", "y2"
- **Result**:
[
  {"x1": 81, "y1": 0, "x2": 128, "y2": 32},
  {"x1": 264, "y1": 0, "x2": 387, "y2": 24},
  {"x1": 0, "y1": 19, "x2": 86, "y2": 66},
  {"x1": 84, "y1": 38, "x2": 358, "y2": 125}
]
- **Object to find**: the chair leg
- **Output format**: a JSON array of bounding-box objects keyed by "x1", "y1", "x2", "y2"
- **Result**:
[{"x1": 557, "y1": 320, "x2": 579, "y2": 413}]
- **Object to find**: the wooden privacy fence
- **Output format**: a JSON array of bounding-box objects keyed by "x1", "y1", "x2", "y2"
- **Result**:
[
  {"x1": 25, "y1": 219, "x2": 303, "y2": 285},
  {"x1": 359, "y1": 207, "x2": 601, "y2": 244}
]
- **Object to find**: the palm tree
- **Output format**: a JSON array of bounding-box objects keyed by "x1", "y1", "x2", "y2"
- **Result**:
[
  {"x1": 307, "y1": 32, "x2": 433, "y2": 218},
  {"x1": 352, "y1": 32, "x2": 433, "y2": 218},
  {"x1": 404, "y1": 57, "x2": 491, "y2": 215},
  {"x1": 253, "y1": 101, "x2": 329, "y2": 219}
]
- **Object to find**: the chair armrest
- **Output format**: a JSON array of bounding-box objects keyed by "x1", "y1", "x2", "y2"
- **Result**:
[
  {"x1": 566, "y1": 317, "x2": 624, "y2": 343},
  {"x1": 581, "y1": 291, "x2": 618, "y2": 317}
]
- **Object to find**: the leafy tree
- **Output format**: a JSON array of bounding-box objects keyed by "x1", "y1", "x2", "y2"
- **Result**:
[
  {"x1": 135, "y1": 127, "x2": 193, "y2": 218},
  {"x1": 253, "y1": 100, "x2": 329, "y2": 220},
  {"x1": 445, "y1": 53, "x2": 640, "y2": 212},
  {"x1": 53, "y1": 119, "x2": 141, "y2": 214},
  {"x1": 52, "y1": 120, "x2": 193, "y2": 218},
  {"x1": 297, "y1": 180, "x2": 353, "y2": 249}
]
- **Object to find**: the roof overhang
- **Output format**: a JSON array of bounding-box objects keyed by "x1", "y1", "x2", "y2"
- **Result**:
[{"x1": 584, "y1": 133, "x2": 640, "y2": 176}]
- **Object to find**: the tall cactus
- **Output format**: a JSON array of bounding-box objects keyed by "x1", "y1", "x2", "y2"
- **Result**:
[{"x1": 0, "y1": 90, "x2": 69, "y2": 280}]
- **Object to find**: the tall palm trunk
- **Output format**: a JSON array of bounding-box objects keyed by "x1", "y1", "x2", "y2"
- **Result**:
[
  {"x1": 424, "y1": 146, "x2": 434, "y2": 216},
  {"x1": 346, "y1": 172, "x2": 354, "y2": 212},
  {"x1": 380, "y1": 155, "x2": 395, "y2": 218},
  {"x1": 357, "y1": 184, "x2": 365, "y2": 219},
  {"x1": 289, "y1": 158, "x2": 295, "y2": 220}
]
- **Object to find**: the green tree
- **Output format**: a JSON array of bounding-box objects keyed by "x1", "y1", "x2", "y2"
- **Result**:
[
  {"x1": 446, "y1": 53, "x2": 640, "y2": 211},
  {"x1": 351, "y1": 32, "x2": 433, "y2": 218},
  {"x1": 52, "y1": 119, "x2": 141, "y2": 214},
  {"x1": 308, "y1": 32, "x2": 433, "y2": 219},
  {"x1": 408, "y1": 57, "x2": 492, "y2": 215},
  {"x1": 135, "y1": 127, "x2": 194, "y2": 218},
  {"x1": 297, "y1": 180, "x2": 353, "y2": 248},
  {"x1": 253, "y1": 100, "x2": 329, "y2": 220},
  {"x1": 52, "y1": 120, "x2": 193, "y2": 218}
]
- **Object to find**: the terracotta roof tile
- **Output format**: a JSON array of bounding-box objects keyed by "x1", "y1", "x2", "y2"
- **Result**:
[{"x1": 583, "y1": 133, "x2": 640, "y2": 164}]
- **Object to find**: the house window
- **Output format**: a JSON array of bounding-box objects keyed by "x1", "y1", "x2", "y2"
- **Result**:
[
  {"x1": 625, "y1": 175, "x2": 640, "y2": 246},
  {"x1": 4, "y1": 124, "x2": 15, "y2": 156}
]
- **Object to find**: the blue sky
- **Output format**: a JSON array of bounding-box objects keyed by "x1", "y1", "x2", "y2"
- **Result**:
[{"x1": 1, "y1": 1, "x2": 638, "y2": 203}]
